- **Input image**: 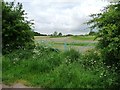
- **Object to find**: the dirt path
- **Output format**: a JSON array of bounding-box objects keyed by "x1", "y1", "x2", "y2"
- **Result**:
[
  {"x1": 1, "y1": 83, "x2": 43, "y2": 89},
  {"x1": 1, "y1": 83, "x2": 31, "y2": 88}
]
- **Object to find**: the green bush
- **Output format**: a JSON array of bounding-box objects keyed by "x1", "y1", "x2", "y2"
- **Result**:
[
  {"x1": 80, "y1": 49, "x2": 102, "y2": 69},
  {"x1": 87, "y1": 2, "x2": 120, "y2": 71},
  {"x1": 2, "y1": 1, "x2": 35, "y2": 54}
]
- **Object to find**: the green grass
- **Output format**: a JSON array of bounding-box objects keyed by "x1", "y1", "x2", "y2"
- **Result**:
[
  {"x1": 54, "y1": 42, "x2": 97, "y2": 46},
  {"x1": 2, "y1": 45, "x2": 118, "y2": 88},
  {"x1": 0, "y1": 56, "x2": 2, "y2": 83},
  {"x1": 72, "y1": 35, "x2": 96, "y2": 40},
  {"x1": 49, "y1": 35, "x2": 96, "y2": 40}
]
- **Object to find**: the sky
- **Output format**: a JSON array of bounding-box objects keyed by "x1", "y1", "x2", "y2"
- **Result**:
[{"x1": 5, "y1": 0, "x2": 109, "y2": 35}]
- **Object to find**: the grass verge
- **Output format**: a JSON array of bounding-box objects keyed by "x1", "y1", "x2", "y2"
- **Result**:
[{"x1": 2, "y1": 45, "x2": 118, "y2": 88}]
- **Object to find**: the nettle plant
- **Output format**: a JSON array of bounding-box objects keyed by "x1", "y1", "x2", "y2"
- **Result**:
[{"x1": 87, "y1": 2, "x2": 120, "y2": 70}]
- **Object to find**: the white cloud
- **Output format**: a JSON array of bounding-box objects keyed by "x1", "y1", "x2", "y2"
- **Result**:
[{"x1": 5, "y1": 0, "x2": 109, "y2": 35}]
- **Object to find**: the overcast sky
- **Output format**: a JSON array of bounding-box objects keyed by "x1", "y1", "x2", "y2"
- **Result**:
[{"x1": 5, "y1": 0, "x2": 109, "y2": 35}]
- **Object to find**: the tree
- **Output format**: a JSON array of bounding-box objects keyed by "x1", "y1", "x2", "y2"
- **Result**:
[
  {"x1": 87, "y1": 2, "x2": 120, "y2": 69},
  {"x1": 34, "y1": 31, "x2": 47, "y2": 36},
  {"x1": 0, "y1": 1, "x2": 2, "y2": 55},
  {"x1": 2, "y1": 1, "x2": 35, "y2": 54},
  {"x1": 34, "y1": 32, "x2": 41, "y2": 36},
  {"x1": 58, "y1": 32, "x2": 62, "y2": 36},
  {"x1": 89, "y1": 31, "x2": 96, "y2": 35},
  {"x1": 53, "y1": 31, "x2": 58, "y2": 36}
]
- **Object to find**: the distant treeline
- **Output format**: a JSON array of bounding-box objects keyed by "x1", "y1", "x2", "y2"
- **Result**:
[
  {"x1": 34, "y1": 31, "x2": 97, "y2": 36},
  {"x1": 34, "y1": 32, "x2": 47, "y2": 36},
  {"x1": 34, "y1": 32, "x2": 74, "y2": 36}
]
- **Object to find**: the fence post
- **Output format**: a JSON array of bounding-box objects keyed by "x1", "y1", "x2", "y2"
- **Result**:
[{"x1": 64, "y1": 42, "x2": 67, "y2": 51}]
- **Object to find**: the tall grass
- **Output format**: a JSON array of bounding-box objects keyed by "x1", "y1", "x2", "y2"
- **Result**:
[{"x1": 2, "y1": 45, "x2": 118, "y2": 88}]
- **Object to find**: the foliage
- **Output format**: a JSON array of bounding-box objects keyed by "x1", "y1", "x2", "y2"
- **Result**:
[
  {"x1": 0, "y1": 1, "x2": 1, "y2": 55},
  {"x1": 64, "y1": 49, "x2": 80, "y2": 63},
  {"x1": 87, "y1": 2, "x2": 120, "y2": 70},
  {"x1": 89, "y1": 31, "x2": 97, "y2": 35},
  {"x1": 2, "y1": 1, "x2": 34, "y2": 54},
  {"x1": 65, "y1": 34, "x2": 73, "y2": 36},
  {"x1": 58, "y1": 32, "x2": 62, "y2": 36},
  {"x1": 51, "y1": 31, "x2": 63, "y2": 37},
  {"x1": 2, "y1": 46, "x2": 118, "y2": 88},
  {"x1": 2, "y1": 1, "x2": 120, "y2": 88},
  {"x1": 52, "y1": 31, "x2": 58, "y2": 36},
  {"x1": 34, "y1": 31, "x2": 47, "y2": 36},
  {"x1": 80, "y1": 49, "x2": 101, "y2": 69}
]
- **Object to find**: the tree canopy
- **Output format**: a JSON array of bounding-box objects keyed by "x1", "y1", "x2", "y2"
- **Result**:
[
  {"x1": 2, "y1": 1, "x2": 35, "y2": 54},
  {"x1": 87, "y1": 1, "x2": 120, "y2": 69},
  {"x1": 58, "y1": 32, "x2": 62, "y2": 36}
]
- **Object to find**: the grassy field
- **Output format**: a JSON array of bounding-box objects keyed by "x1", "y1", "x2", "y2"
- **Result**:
[
  {"x1": 34, "y1": 35, "x2": 97, "y2": 52},
  {"x1": 72, "y1": 35, "x2": 96, "y2": 40}
]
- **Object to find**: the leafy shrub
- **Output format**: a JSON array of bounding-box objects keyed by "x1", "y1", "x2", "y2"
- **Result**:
[
  {"x1": 2, "y1": 1, "x2": 35, "y2": 54},
  {"x1": 80, "y1": 49, "x2": 102, "y2": 69},
  {"x1": 87, "y1": 2, "x2": 120, "y2": 71}
]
